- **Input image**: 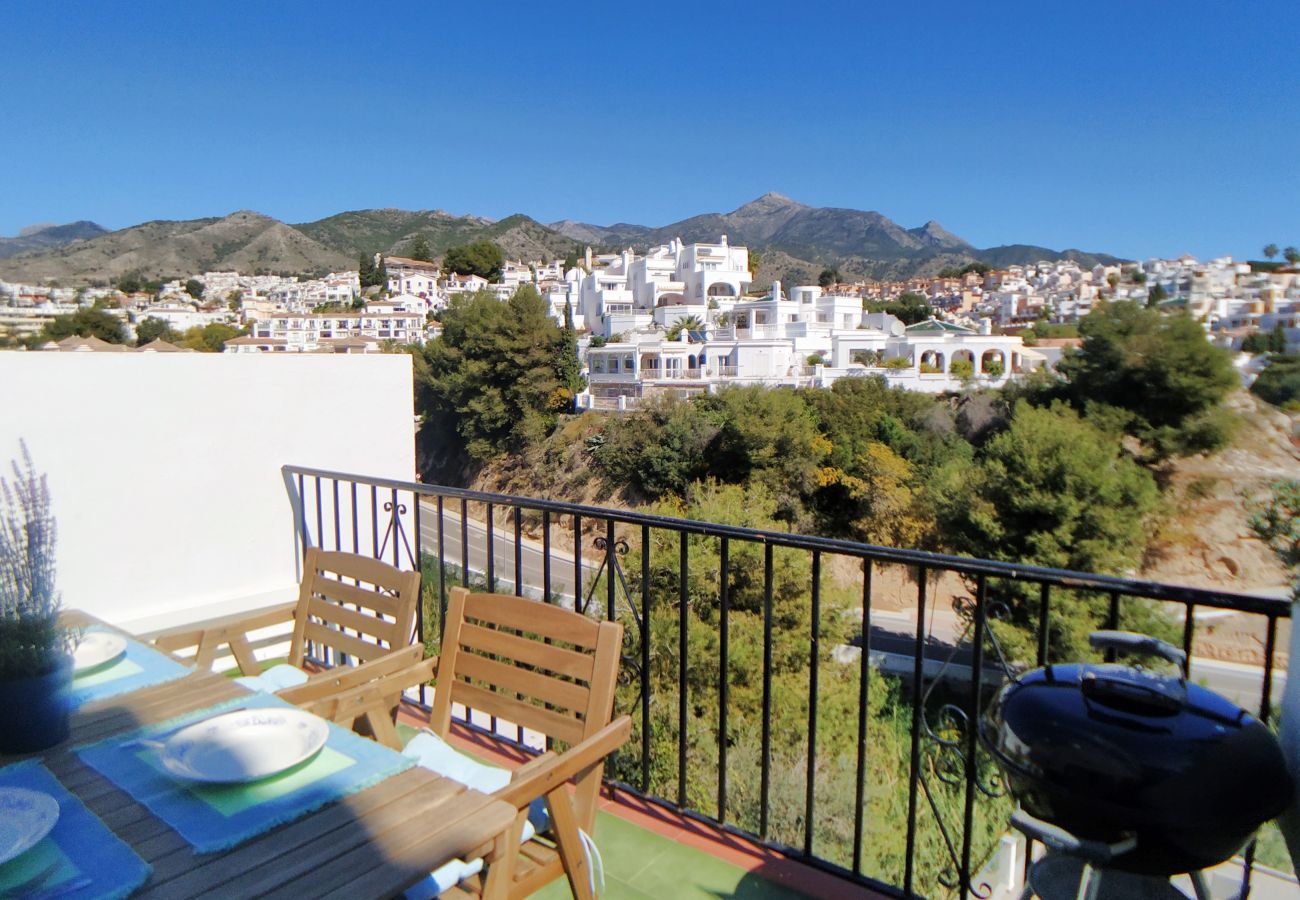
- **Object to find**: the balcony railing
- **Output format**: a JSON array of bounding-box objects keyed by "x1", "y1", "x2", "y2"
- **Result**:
[{"x1": 282, "y1": 464, "x2": 1292, "y2": 899}]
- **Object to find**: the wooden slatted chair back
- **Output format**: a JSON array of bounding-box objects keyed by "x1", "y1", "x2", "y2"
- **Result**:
[
  {"x1": 288, "y1": 547, "x2": 421, "y2": 670},
  {"x1": 430, "y1": 587, "x2": 623, "y2": 748}
]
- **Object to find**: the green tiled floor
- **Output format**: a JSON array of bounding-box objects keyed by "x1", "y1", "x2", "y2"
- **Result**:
[
  {"x1": 528, "y1": 811, "x2": 811, "y2": 900},
  {"x1": 394, "y1": 724, "x2": 811, "y2": 899}
]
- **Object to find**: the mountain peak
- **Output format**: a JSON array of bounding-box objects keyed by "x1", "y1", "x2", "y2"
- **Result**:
[
  {"x1": 736, "y1": 192, "x2": 806, "y2": 213},
  {"x1": 909, "y1": 219, "x2": 971, "y2": 250}
]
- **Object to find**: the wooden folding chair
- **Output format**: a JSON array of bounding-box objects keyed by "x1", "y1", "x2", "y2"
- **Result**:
[
  {"x1": 301, "y1": 586, "x2": 631, "y2": 900},
  {"x1": 153, "y1": 547, "x2": 422, "y2": 741}
]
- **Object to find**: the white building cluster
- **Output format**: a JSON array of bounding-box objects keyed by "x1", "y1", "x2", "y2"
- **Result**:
[{"x1": 568, "y1": 237, "x2": 1038, "y2": 408}]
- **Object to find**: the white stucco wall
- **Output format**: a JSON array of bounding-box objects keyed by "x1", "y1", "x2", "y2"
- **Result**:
[{"x1": 0, "y1": 353, "x2": 414, "y2": 632}]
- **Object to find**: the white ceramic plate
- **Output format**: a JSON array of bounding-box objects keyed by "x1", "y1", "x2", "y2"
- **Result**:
[
  {"x1": 0, "y1": 788, "x2": 60, "y2": 866},
  {"x1": 72, "y1": 631, "x2": 127, "y2": 675},
  {"x1": 159, "y1": 708, "x2": 329, "y2": 784}
]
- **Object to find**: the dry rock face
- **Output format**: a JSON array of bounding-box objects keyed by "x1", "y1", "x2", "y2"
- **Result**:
[{"x1": 1141, "y1": 392, "x2": 1298, "y2": 669}]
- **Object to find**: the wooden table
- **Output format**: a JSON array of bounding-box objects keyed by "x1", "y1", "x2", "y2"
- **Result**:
[{"x1": 2, "y1": 618, "x2": 518, "y2": 899}]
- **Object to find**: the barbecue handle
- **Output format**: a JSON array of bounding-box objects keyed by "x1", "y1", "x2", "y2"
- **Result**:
[
  {"x1": 1009, "y1": 810, "x2": 1135, "y2": 864},
  {"x1": 1088, "y1": 630, "x2": 1187, "y2": 668}
]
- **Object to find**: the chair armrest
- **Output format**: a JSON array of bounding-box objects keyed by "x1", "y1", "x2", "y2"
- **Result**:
[
  {"x1": 285, "y1": 651, "x2": 438, "y2": 749},
  {"x1": 496, "y1": 716, "x2": 631, "y2": 810},
  {"x1": 151, "y1": 601, "x2": 299, "y2": 674},
  {"x1": 280, "y1": 643, "x2": 428, "y2": 705}
]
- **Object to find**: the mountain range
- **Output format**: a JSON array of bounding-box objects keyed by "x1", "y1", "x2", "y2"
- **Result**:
[{"x1": 0, "y1": 193, "x2": 1123, "y2": 287}]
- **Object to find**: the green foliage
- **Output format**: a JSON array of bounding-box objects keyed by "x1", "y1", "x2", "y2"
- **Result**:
[
  {"x1": 1057, "y1": 301, "x2": 1237, "y2": 459},
  {"x1": 818, "y1": 268, "x2": 840, "y2": 288},
  {"x1": 135, "y1": 317, "x2": 182, "y2": 345},
  {"x1": 665, "y1": 315, "x2": 703, "y2": 341},
  {"x1": 179, "y1": 322, "x2": 243, "y2": 352},
  {"x1": 442, "y1": 240, "x2": 505, "y2": 281},
  {"x1": 184, "y1": 278, "x2": 204, "y2": 300},
  {"x1": 805, "y1": 353, "x2": 825, "y2": 366},
  {"x1": 1242, "y1": 324, "x2": 1288, "y2": 355},
  {"x1": 933, "y1": 401, "x2": 1162, "y2": 660},
  {"x1": 1247, "y1": 480, "x2": 1300, "y2": 602},
  {"x1": 359, "y1": 253, "x2": 385, "y2": 289},
  {"x1": 30, "y1": 307, "x2": 127, "y2": 345},
  {"x1": 417, "y1": 286, "x2": 571, "y2": 472},
  {"x1": 115, "y1": 270, "x2": 146, "y2": 294},
  {"x1": 563, "y1": 249, "x2": 580, "y2": 272},
  {"x1": 948, "y1": 358, "x2": 973, "y2": 378},
  {"x1": 409, "y1": 234, "x2": 433, "y2": 262},
  {"x1": 867, "y1": 291, "x2": 931, "y2": 325},
  {"x1": 984, "y1": 359, "x2": 1004, "y2": 377},
  {"x1": 1286, "y1": 246, "x2": 1300, "y2": 266},
  {"x1": 1019, "y1": 322, "x2": 1078, "y2": 344},
  {"x1": 1251, "y1": 354, "x2": 1300, "y2": 409},
  {"x1": 1264, "y1": 243, "x2": 1279, "y2": 260},
  {"x1": 936, "y1": 261, "x2": 991, "y2": 278},
  {"x1": 1146, "y1": 283, "x2": 1168, "y2": 306},
  {"x1": 884, "y1": 356, "x2": 912, "y2": 369},
  {"x1": 0, "y1": 442, "x2": 72, "y2": 679},
  {"x1": 747, "y1": 249, "x2": 761, "y2": 276}
]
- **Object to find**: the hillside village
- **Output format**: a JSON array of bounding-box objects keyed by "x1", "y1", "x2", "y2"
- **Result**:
[{"x1": 3, "y1": 235, "x2": 1298, "y2": 405}]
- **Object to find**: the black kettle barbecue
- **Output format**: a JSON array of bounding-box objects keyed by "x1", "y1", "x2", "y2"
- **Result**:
[{"x1": 979, "y1": 630, "x2": 1293, "y2": 877}]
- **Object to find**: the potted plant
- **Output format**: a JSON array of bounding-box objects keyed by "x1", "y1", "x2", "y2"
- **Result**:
[{"x1": 0, "y1": 441, "x2": 75, "y2": 752}]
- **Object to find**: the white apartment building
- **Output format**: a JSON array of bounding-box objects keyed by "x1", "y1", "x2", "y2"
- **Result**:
[
  {"x1": 232, "y1": 306, "x2": 425, "y2": 353},
  {"x1": 581, "y1": 274, "x2": 1036, "y2": 407}
]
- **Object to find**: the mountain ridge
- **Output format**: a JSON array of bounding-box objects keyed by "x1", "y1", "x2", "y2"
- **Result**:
[{"x1": 0, "y1": 195, "x2": 1124, "y2": 285}]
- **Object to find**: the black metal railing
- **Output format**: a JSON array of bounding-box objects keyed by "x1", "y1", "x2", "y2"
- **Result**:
[{"x1": 282, "y1": 464, "x2": 1292, "y2": 899}]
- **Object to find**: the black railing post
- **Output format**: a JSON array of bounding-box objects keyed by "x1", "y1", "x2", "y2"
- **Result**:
[
  {"x1": 513, "y1": 506, "x2": 523, "y2": 597},
  {"x1": 959, "y1": 574, "x2": 988, "y2": 897},
  {"x1": 640, "y1": 524, "x2": 652, "y2": 793},
  {"x1": 486, "y1": 503, "x2": 495, "y2": 591},
  {"x1": 437, "y1": 496, "x2": 447, "y2": 644},
  {"x1": 760, "y1": 542, "x2": 774, "y2": 839},
  {"x1": 1036, "y1": 583, "x2": 1051, "y2": 667},
  {"x1": 852, "y1": 558, "x2": 872, "y2": 875},
  {"x1": 542, "y1": 510, "x2": 552, "y2": 602},
  {"x1": 606, "y1": 519, "x2": 616, "y2": 619},
  {"x1": 459, "y1": 498, "x2": 469, "y2": 588},
  {"x1": 804, "y1": 550, "x2": 821, "y2": 857},
  {"x1": 1241, "y1": 614, "x2": 1281, "y2": 900},
  {"x1": 903, "y1": 565, "x2": 928, "y2": 897},
  {"x1": 350, "y1": 482, "x2": 358, "y2": 556},
  {"x1": 718, "y1": 536, "x2": 729, "y2": 823},
  {"x1": 332, "y1": 478, "x2": 341, "y2": 550},
  {"x1": 573, "y1": 515, "x2": 583, "y2": 610},
  {"x1": 678, "y1": 531, "x2": 689, "y2": 808}
]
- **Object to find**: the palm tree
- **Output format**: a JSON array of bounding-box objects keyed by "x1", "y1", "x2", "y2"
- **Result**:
[
  {"x1": 1263, "y1": 243, "x2": 1279, "y2": 260},
  {"x1": 665, "y1": 314, "x2": 704, "y2": 341},
  {"x1": 1284, "y1": 247, "x2": 1300, "y2": 267}
]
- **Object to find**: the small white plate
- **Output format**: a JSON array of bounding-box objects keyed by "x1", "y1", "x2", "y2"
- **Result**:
[
  {"x1": 159, "y1": 708, "x2": 329, "y2": 784},
  {"x1": 72, "y1": 632, "x2": 127, "y2": 675},
  {"x1": 0, "y1": 788, "x2": 60, "y2": 866}
]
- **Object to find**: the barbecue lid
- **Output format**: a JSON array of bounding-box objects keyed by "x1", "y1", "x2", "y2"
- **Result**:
[{"x1": 979, "y1": 631, "x2": 1291, "y2": 829}]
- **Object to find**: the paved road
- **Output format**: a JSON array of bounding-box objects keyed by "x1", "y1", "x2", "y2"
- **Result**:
[
  {"x1": 417, "y1": 500, "x2": 603, "y2": 605},
  {"x1": 419, "y1": 503, "x2": 1286, "y2": 706}
]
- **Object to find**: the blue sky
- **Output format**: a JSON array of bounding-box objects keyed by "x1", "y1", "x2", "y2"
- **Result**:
[{"x1": 2, "y1": 0, "x2": 1296, "y2": 260}]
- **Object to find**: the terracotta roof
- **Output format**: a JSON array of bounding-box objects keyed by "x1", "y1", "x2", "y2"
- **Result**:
[{"x1": 137, "y1": 339, "x2": 190, "y2": 353}]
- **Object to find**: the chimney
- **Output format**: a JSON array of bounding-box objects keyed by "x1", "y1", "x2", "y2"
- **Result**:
[
  {"x1": 771, "y1": 280, "x2": 782, "y2": 302},
  {"x1": 720, "y1": 234, "x2": 728, "y2": 246},
  {"x1": 979, "y1": 318, "x2": 992, "y2": 335}
]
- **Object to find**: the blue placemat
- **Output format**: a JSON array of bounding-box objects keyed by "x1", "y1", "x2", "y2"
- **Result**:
[
  {"x1": 68, "y1": 627, "x2": 192, "y2": 709},
  {"x1": 0, "y1": 759, "x2": 151, "y2": 900},
  {"x1": 76, "y1": 692, "x2": 415, "y2": 853}
]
